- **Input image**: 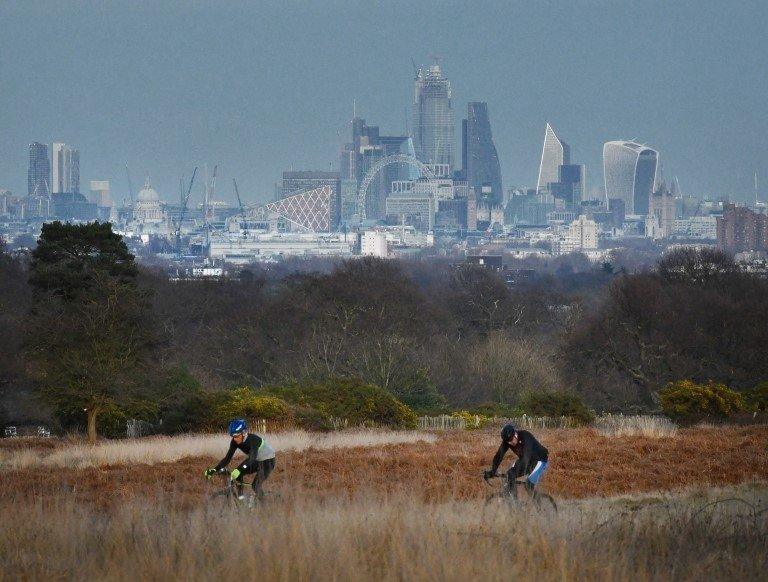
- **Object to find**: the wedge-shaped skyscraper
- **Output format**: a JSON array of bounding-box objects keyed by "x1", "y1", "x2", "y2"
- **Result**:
[
  {"x1": 536, "y1": 123, "x2": 570, "y2": 194},
  {"x1": 603, "y1": 141, "x2": 659, "y2": 215}
]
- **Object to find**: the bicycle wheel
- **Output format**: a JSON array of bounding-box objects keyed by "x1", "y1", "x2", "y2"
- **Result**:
[{"x1": 533, "y1": 491, "x2": 558, "y2": 513}]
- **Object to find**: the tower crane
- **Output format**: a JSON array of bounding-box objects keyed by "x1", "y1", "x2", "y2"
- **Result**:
[
  {"x1": 174, "y1": 167, "x2": 198, "y2": 254},
  {"x1": 204, "y1": 165, "x2": 217, "y2": 250},
  {"x1": 232, "y1": 178, "x2": 248, "y2": 238},
  {"x1": 125, "y1": 163, "x2": 135, "y2": 205}
]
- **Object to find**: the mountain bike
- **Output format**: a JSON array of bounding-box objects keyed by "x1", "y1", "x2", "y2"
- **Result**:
[
  {"x1": 483, "y1": 472, "x2": 558, "y2": 513},
  {"x1": 207, "y1": 469, "x2": 279, "y2": 508}
]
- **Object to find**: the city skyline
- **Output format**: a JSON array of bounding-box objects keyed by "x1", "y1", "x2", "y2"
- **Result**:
[{"x1": 1, "y1": 1, "x2": 766, "y2": 205}]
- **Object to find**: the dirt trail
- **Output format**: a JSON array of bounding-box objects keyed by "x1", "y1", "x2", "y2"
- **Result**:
[{"x1": 2, "y1": 425, "x2": 766, "y2": 509}]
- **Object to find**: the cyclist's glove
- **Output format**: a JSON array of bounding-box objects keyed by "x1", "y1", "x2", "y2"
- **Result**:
[
  {"x1": 204, "y1": 468, "x2": 217, "y2": 478},
  {"x1": 230, "y1": 468, "x2": 241, "y2": 481}
]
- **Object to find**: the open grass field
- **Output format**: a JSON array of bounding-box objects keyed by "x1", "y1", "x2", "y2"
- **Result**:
[{"x1": 1, "y1": 425, "x2": 767, "y2": 580}]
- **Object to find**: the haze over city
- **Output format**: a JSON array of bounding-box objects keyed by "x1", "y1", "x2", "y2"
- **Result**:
[
  {"x1": 1, "y1": 0, "x2": 766, "y2": 204},
  {"x1": 2, "y1": 3, "x2": 768, "y2": 579}
]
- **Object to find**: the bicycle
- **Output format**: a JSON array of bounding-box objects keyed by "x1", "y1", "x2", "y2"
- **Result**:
[
  {"x1": 207, "y1": 469, "x2": 278, "y2": 508},
  {"x1": 483, "y1": 472, "x2": 558, "y2": 513}
]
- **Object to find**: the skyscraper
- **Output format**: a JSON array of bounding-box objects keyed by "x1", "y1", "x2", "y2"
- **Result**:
[
  {"x1": 412, "y1": 63, "x2": 454, "y2": 168},
  {"x1": 603, "y1": 141, "x2": 659, "y2": 215},
  {"x1": 339, "y1": 114, "x2": 414, "y2": 220},
  {"x1": 550, "y1": 164, "x2": 586, "y2": 207},
  {"x1": 463, "y1": 102, "x2": 503, "y2": 205},
  {"x1": 27, "y1": 142, "x2": 50, "y2": 196},
  {"x1": 536, "y1": 123, "x2": 570, "y2": 195},
  {"x1": 52, "y1": 142, "x2": 80, "y2": 194}
]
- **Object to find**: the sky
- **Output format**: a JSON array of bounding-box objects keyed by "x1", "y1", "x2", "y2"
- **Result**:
[{"x1": 1, "y1": 0, "x2": 766, "y2": 206}]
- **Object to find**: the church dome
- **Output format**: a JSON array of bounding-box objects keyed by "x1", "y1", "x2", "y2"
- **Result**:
[{"x1": 136, "y1": 177, "x2": 160, "y2": 203}]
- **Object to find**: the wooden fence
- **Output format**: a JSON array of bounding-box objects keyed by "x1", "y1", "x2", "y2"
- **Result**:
[
  {"x1": 417, "y1": 414, "x2": 580, "y2": 431},
  {"x1": 418, "y1": 415, "x2": 468, "y2": 430}
]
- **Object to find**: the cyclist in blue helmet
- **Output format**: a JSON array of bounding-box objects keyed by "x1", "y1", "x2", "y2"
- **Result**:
[
  {"x1": 484, "y1": 423, "x2": 549, "y2": 496},
  {"x1": 204, "y1": 418, "x2": 276, "y2": 499}
]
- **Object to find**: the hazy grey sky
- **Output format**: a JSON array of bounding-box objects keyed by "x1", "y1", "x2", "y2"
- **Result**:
[{"x1": 1, "y1": 0, "x2": 766, "y2": 206}]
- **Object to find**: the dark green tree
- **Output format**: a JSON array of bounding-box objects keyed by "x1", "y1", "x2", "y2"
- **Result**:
[{"x1": 26, "y1": 222, "x2": 156, "y2": 442}]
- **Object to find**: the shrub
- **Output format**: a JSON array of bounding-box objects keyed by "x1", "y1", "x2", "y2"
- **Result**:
[
  {"x1": 519, "y1": 390, "x2": 595, "y2": 425},
  {"x1": 390, "y1": 368, "x2": 446, "y2": 413},
  {"x1": 471, "y1": 402, "x2": 525, "y2": 418},
  {"x1": 744, "y1": 382, "x2": 768, "y2": 412},
  {"x1": 292, "y1": 406, "x2": 333, "y2": 431},
  {"x1": 214, "y1": 387, "x2": 291, "y2": 425},
  {"x1": 160, "y1": 390, "x2": 226, "y2": 434},
  {"x1": 265, "y1": 377, "x2": 417, "y2": 429},
  {"x1": 660, "y1": 380, "x2": 746, "y2": 422}
]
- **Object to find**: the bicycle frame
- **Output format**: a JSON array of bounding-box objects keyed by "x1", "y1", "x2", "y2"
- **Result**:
[
  {"x1": 483, "y1": 473, "x2": 557, "y2": 511},
  {"x1": 209, "y1": 469, "x2": 255, "y2": 506}
]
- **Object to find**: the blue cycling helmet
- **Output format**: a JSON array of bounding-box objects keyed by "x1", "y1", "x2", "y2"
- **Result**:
[
  {"x1": 501, "y1": 423, "x2": 516, "y2": 442},
  {"x1": 228, "y1": 418, "x2": 248, "y2": 436}
]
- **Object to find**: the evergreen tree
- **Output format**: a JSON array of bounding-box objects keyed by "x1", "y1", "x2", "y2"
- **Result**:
[{"x1": 27, "y1": 222, "x2": 156, "y2": 442}]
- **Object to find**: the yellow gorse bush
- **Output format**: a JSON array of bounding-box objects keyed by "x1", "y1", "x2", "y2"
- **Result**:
[
  {"x1": 659, "y1": 380, "x2": 745, "y2": 421},
  {"x1": 214, "y1": 387, "x2": 291, "y2": 424}
]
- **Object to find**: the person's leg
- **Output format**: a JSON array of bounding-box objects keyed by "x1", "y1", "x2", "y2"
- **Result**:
[
  {"x1": 251, "y1": 458, "x2": 275, "y2": 498},
  {"x1": 526, "y1": 461, "x2": 548, "y2": 498}
]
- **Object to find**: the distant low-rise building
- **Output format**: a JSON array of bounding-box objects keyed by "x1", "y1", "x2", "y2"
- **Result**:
[
  {"x1": 554, "y1": 215, "x2": 598, "y2": 254},
  {"x1": 673, "y1": 216, "x2": 718, "y2": 240},
  {"x1": 361, "y1": 230, "x2": 389, "y2": 258},
  {"x1": 209, "y1": 232, "x2": 356, "y2": 264},
  {"x1": 717, "y1": 203, "x2": 768, "y2": 253}
]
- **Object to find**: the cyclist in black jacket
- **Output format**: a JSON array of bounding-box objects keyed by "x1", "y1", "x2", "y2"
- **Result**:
[
  {"x1": 204, "y1": 419, "x2": 276, "y2": 499},
  {"x1": 483, "y1": 423, "x2": 549, "y2": 495}
]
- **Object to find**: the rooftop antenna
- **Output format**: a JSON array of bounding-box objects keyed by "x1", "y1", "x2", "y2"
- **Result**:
[
  {"x1": 755, "y1": 171, "x2": 759, "y2": 207},
  {"x1": 427, "y1": 53, "x2": 443, "y2": 68}
]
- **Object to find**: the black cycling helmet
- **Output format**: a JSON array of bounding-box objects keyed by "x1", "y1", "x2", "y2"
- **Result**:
[{"x1": 501, "y1": 423, "x2": 516, "y2": 442}]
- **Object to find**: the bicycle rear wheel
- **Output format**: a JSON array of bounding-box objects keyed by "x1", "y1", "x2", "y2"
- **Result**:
[{"x1": 533, "y1": 491, "x2": 558, "y2": 513}]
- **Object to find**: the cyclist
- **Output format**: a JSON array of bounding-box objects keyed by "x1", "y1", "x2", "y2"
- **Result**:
[
  {"x1": 483, "y1": 423, "x2": 549, "y2": 497},
  {"x1": 204, "y1": 419, "x2": 276, "y2": 499}
]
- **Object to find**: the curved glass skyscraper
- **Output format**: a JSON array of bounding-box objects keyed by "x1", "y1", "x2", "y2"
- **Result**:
[
  {"x1": 603, "y1": 141, "x2": 659, "y2": 215},
  {"x1": 464, "y1": 102, "x2": 503, "y2": 205}
]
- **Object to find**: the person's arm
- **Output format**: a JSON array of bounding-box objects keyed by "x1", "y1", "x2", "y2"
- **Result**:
[
  {"x1": 214, "y1": 440, "x2": 237, "y2": 471},
  {"x1": 512, "y1": 436, "x2": 533, "y2": 479},
  {"x1": 490, "y1": 441, "x2": 509, "y2": 474},
  {"x1": 236, "y1": 435, "x2": 263, "y2": 474}
]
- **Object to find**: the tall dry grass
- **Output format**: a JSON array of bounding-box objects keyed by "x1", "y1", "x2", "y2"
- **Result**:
[
  {"x1": 594, "y1": 414, "x2": 678, "y2": 438},
  {"x1": 0, "y1": 485, "x2": 764, "y2": 581},
  {"x1": 0, "y1": 429, "x2": 437, "y2": 470}
]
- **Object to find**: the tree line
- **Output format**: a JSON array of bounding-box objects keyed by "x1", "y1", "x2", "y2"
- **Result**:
[{"x1": 1, "y1": 223, "x2": 767, "y2": 439}]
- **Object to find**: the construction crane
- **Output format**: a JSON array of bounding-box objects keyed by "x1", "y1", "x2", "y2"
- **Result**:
[
  {"x1": 125, "y1": 163, "x2": 135, "y2": 205},
  {"x1": 204, "y1": 165, "x2": 218, "y2": 250},
  {"x1": 232, "y1": 178, "x2": 248, "y2": 238},
  {"x1": 174, "y1": 167, "x2": 198, "y2": 254},
  {"x1": 410, "y1": 57, "x2": 419, "y2": 78}
]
